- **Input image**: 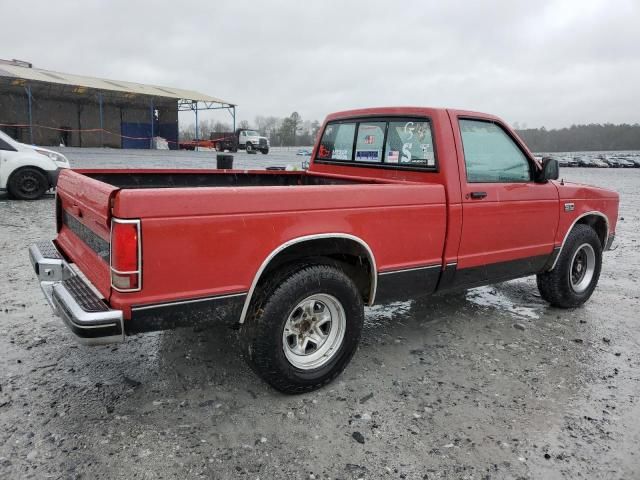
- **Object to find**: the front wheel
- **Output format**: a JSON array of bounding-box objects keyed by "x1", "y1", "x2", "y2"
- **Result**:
[
  {"x1": 537, "y1": 224, "x2": 602, "y2": 308},
  {"x1": 245, "y1": 142, "x2": 254, "y2": 154},
  {"x1": 240, "y1": 265, "x2": 364, "y2": 393},
  {"x1": 7, "y1": 167, "x2": 49, "y2": 200}
]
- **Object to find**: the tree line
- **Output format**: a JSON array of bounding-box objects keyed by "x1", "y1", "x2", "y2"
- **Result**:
[
  {"x1": 180, "y1": 112, "x2": 321, "y2": 147},
  {"x1": 181, "y1": 115, "x2": 640, "y2": 151},
  {"x1": 516, "y1": 123, "x2": 640, "y2": 152}
]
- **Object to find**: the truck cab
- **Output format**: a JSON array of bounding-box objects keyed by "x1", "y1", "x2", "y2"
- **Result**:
[
  {"x1": 238, "y1": 129, "x2": 269, "y2": 154},
  {"x1": 212, "y1": 128, "x2": 269, "y2": 154}
]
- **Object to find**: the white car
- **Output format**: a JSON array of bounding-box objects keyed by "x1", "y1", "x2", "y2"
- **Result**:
[{"x1": 0, "y1": 130, "x2": 70, "y2": 200}]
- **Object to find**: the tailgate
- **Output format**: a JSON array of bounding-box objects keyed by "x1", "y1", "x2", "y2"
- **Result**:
[{"x1": 55, "y1": 170, "x2": 119, "y2": 299}]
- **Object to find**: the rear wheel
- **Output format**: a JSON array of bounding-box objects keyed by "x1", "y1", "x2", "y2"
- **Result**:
[
  {"x1": 8, "y1": 167, "x2": 48, "y2": 200},
  {"x1": 240, "y1": 264, "x2": 364, "y2": 393},
  {"x1": 261, "y1": 148, "x2": 269, "y2": 154},
  {"x1": 537, "y1": 224, "x2": 602, "y2": 308},
  {"x1": 215, "y1": 143, "x2": 223, "y2": 152}
]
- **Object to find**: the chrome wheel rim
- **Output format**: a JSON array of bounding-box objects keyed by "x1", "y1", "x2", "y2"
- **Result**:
[
  {"x1": 570, "y1": 243, "x2": 596, "y2": 293},
  {"x1": 282, "y1": 293, "x2": 346, "y2": 370}
]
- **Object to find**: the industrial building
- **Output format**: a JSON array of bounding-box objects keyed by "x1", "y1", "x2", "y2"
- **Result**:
[{"x1": 0, "y1": 58, "x2": 235, "y2": 149}]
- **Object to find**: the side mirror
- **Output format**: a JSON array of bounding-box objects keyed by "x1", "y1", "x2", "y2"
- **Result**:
[{"x1": 536, "y1": 157, "x2": 559, "y2": 182}]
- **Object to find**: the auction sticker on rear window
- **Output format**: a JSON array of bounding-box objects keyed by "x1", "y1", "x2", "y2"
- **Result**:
[
  {"x1": 356, "y1": 150, "x2": 379, "y2": 162},
  {"x1": 333, "y1": 149, "x2": 350, "y2": 160}
]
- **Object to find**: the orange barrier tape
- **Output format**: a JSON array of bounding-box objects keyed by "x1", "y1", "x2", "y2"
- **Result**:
[{"x1": 0, "y1": 123, "x2": 181, "y2": 144}]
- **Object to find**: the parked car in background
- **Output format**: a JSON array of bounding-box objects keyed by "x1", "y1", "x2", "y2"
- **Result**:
[
  {"x1": 574, "y1": 156, "x2": 591, "y2": 167},
  {"x1": 296, "y1": 148, "x2": 312, "y2": 156},
  {"x1": 591, "y1": 158, "x2": 609, "y2": 168},
  {"x1": 616, "y1": 158, "x2": 635, "y2": 168},
  {"x1": 604, "y1": 157, "x2": 621, "y2": 168},
  {"x1": 562, "y1": 157, "x2": 578, "y2": 167},
  {"x1": 0, "y1": 130, "x2": 70, "y2": 200}
]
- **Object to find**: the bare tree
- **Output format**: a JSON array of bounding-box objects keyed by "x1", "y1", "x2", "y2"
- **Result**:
[
  {"x1": 213, "y1": 122, "x2": 232, "y2": 133},
  {"x1": 290, "y1": 112, "x2": 302, "y2": 145}
]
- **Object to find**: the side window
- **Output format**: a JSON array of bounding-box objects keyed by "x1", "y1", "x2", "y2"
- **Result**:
[
  {"x1": 355, "y1": 122, "x2": 385, "y2": 163},
  {"x1": 459, "y1": 119, "x2": 531, "y2": 183},
  {"x1": 386, "y1": 120, "x2": 434, "y2": 166},
  {"x1": 318, "y1": 122, "x2": 356, "y2": 161}
]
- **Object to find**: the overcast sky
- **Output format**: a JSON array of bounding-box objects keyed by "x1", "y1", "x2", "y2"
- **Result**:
[{"x1": 2, "y1": 0, "x2": 639, "y2": 129}]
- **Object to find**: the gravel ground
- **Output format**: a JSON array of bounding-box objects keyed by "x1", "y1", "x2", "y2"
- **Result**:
[{"x1": 0, "y1": 149, "x2": 638, "y2": 479}]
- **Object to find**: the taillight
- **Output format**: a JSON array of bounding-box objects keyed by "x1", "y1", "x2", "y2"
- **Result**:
[{"x1": 110, "y1": 218, "x2": 141, "y2": 292}]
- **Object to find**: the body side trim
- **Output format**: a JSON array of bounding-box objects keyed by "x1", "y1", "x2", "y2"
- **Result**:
[
  {"x1": 378, "y1": 264, "x2": 441, "y2": 275},
  {"x1": 550, "y1": 211, "x2": 609, "y2": 270},
  {"x1": 128, "y1": 293, "x2": 246, "y2": 334},
  {"x1": 238, "y1": 233, "x2": 377, "y2": 324},
  {"x1": 132, "y1": 292, "x2": 247, "y2": 312},
  {"x1": 375, "y1": 264, "x2": 441, "y2": 303}
]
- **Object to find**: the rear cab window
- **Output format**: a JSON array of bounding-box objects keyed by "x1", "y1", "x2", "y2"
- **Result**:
[{"x1": 317, "y1": 117, "x2": 436, "y2": 170}]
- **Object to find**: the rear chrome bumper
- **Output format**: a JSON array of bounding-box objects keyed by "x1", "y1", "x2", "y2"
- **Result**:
[{"x1": 29, "y1": 241, "x2": 124, "y2": 345}]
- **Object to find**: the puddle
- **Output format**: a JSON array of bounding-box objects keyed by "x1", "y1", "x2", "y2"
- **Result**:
[
  {"x1": 364, "y1": 300, "x2": 414, "y2": 328},
  {"x1": 466, "y1": 285, "x2": 541, "y2": 319}
]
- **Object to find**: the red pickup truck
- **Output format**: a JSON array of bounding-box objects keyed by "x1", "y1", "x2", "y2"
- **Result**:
[{"x1": 29, "y1": 107, "x2": 619, "y2": 393}]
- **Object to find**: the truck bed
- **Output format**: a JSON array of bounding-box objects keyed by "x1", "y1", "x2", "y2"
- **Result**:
[
  {"x1": 54, "y1": 168, "x2": 448, "y2": 321},
  {"x1": 84, "y1": 170, "x2": 376, "y2": 189}
]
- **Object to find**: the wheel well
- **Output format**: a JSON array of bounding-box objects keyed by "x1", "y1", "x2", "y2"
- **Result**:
[
  {"x1": 7, "y1": 165, "x2": 51, "y2": 188},
  {"x1": 576, "y1": 214, "x2": 607, "y2": 248},
  {"x1": 247, "y1": 237, "x2": 375, "y2": 319}
]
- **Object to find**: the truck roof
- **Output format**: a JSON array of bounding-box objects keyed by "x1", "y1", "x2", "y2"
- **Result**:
[{"x1": 325, "y1": 106, "x2": 502, "y2": 122}]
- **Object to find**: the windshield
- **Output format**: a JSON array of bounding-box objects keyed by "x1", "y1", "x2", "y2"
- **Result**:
[
  {"x1": 0, "y1": 129, "x2": 17, "y2": 145},
  {"x1": 244, "y1": 130, "x2": 260, "y2": 136}
]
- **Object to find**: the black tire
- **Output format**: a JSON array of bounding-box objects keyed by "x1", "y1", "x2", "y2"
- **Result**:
[
  {"x1": 215, "y1": 143, "x2": 223, "y2": 152},
  {"x1": 240, "y1": 264, "x2": 364, "y2": 394},
  {"x1": 7, "y1": 167, "x2": 48, "y2": 200},
  {"x1": 261, "y1": 148, "x2": 269, "y2": 154},
  {"x1": 537, "y1": 224, "x2": 602, "y2": 308},
  {"x1": 245, "y1": 142, "x2": 254, "y2": 154}
]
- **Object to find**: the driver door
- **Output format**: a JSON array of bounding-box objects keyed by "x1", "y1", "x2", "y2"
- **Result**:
[{"x1": 453, "y1": 117, "x2": 559, "y2": 286}]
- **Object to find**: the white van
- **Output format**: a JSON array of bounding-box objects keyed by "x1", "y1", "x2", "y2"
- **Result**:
[{"x1": 0, "y1": 130, "x2": 70, "y2": 200}]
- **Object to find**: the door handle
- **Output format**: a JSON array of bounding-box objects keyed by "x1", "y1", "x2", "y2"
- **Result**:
[{"x1": 469, "y1": 191, "x2": 487, "y2": 199}]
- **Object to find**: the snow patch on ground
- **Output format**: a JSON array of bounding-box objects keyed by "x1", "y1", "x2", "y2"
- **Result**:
[{"x1": 466, "y1": 286, "x2": 541, "y2": 319}]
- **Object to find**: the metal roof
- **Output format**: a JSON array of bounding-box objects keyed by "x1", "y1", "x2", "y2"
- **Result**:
[{"x1": 0, "y1": 60, "x2": 233, "y2": 105}]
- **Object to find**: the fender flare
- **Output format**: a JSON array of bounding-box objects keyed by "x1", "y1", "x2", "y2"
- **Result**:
[
  {"x1": 238, "y1": 233, "x2": 377, "y2": 323},
  {"x1": 550, "y1": 210, "x2": 609, "y2": 270}
]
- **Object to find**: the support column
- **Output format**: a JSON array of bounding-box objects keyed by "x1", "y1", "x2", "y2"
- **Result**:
[
  {"x1": 25, "y1": 84, "x2": 33, "y2": 144},
  {"x1": 150, "y1": 99, "x2": 155, "y2": 149},
  {"x1": 194, "y1": 102, "x2": 199, "y2": 142},
  {"x1": 232, "y1": 106, "x2": 236, "y2": 132},
  {"x1": 98, "y1": 93, "x2": 104, "y2": 147}
]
